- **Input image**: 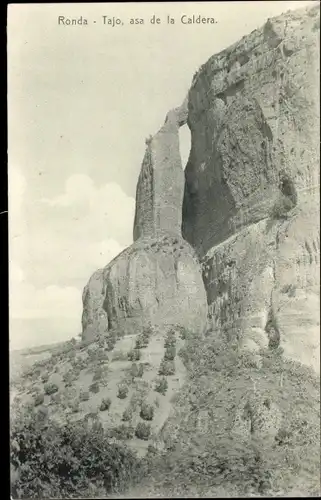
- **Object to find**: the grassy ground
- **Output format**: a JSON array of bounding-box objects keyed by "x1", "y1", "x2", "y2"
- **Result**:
[
  {"x1": 10, "y1": 328, "x2": 320, "y2": 497},
  {"x1": 10, "y1": 326, "x2": 187, "y2": 457}
]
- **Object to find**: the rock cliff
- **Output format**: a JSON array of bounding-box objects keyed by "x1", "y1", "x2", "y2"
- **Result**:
[
  {"x1": 183, "y1": 3, "x2": 320, "y2": 372},
  {"x1": 82, "y1": 99, "x2": 208, "y2": 340}
]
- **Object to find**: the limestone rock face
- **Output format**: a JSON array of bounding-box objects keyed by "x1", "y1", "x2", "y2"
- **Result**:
[
  {"x1": 81, "y1": 269, "x2": 107, "y2": 341},
  {"x1": 133, "y1": 98, "x2": 188, "y2": 241},
  {"x1": 182, "y1": 4, "x2": 320, "y2": 372},
  {"x1": 101, "y1": 235, "x2": 207, "y2": 335},
  {"x1": 82, "y1": 99, "x2": 208, "y2": 340}
]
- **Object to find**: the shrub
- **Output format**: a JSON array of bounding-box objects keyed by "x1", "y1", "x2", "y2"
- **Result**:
[
  {"x1": 117, "y1": 385, "x2": 129, "y2": 400},
  {"x1": 140, "y1": 403, "x2": 154, "y2": 421},
  {"x1": 97, "y1": 336, "x2": 106, "y2": 349},
  {"x1": 164, "y1": 346, "x2": 176, "y2": 361},
  {"x1": 122, "y1": 407, "x2": 133, "y2": 422},
  {"x1": 106, "y1": 334, "x2": 117, "y2": 351},
  {"x1": 177, "y1": 326, "x2": 188, "y2": 340},
  {"x1": 127, "y1": 349, "x2": 141, "y2": 362},
  {"x1": 79, "y1": 391, "x2": 90, "y2": 402},
  {"x1": 112, "y1": 424, "x2": 135, "y2": 440},
  {"x1": 155, "y1": 377, "x2": 168, "y2": 395},
  {"x1": 34, "y1": 393, "x2": 44, "y2": 406},
  {"x1": 99, "y1": 398, "x2": 111, "y2": 412},
  {"x1": 135, "y1": 338, "x2": 147, "y2": 349},
  {"x1": 158, "y1": 360, "x2": 175, "y2": 376},
  {"x1": 10, "y1": 412, "x2": 142, "y2": 498},
  {"x1": 135, "y1": 327, "x2": 152, "y2": 349},
  {"x1": 130, "y1": 363, "x2": 144, "y2": 379},
  {"x1": 164, "y1": 331, "x2": 176, "y2": 348},
  {"x1": 135, "y1": 422, "x2": 151, "y2": 441},
  {"x1": 89, "y1": 382, "x2": 100, "y2": 394},
  {"x1": 44, "y1": 383, "x2": 59, "y2": 396}
]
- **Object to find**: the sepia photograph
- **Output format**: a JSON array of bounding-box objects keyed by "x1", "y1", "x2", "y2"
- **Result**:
[{"x1": 8, "y1": 1, "x2": 320, "y2": 497}]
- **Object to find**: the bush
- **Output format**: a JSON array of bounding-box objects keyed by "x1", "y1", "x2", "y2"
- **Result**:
[
  {"x1": 177, "y1": 326, "x2": 188, "y2": 340},
  {"x1": 79, "y1": 391, "x2": 90, "y2": 402},
  {"x1": 97, "y1": 336, "x2": 106, "y2": 349},
  {"x1": 135, "y1": 422, "x2": 151, "y2": 441},
  {"x1": 155, "y1": 377, "x2": 168, "y2": 395},
  {"x1": 164, "y1": 346, "x2": 176, "y2": 361},
  {"x1": 158, "y1": 360, "x2": 175, "y2": 376},
  {"x1": 99, "y1": 398, "x2": 111, "y2": 412},
  {"x1": 140, "y1": 403, "x2": 154, "y2": 421},
  {"x1": 10, "y1": 411, "x2": 142, "y2": 498},
  {"x1": 112, "y1": 424, "x2": 135, "y2": 440},
  {"x1": 44, "y1": 383, "x2": 59, "y2": 396},
  {"x1": 130, "y1": 363, "x2": 144, "y2": 379},
  {"x1": 117, "y1": 385, "x2": 129, "y2": 399},
  {"x1": 127, "y1": 349, "x2": 141, "y2": 361},
  {"x1": 135, "y1": 336, "x2": 148, "y2": 349},
  {"x1": 34, "y1": 393, "x2": 44, "y2": 406},
  {"x1": 135, "y1": 327, "x2": 152, "y2": 349},
  {"x1": 106, "y1": 334, "x2": 117, "y2": 351},
  {"x1": 122, "y1": 407, "x2": 133, "y2": 422},
  {"x1": 89, "y1": 382, "x2": 100, "y2": 394},
  {"x1": 164, "y1": 331, "x2": 176, "y2": 348}
]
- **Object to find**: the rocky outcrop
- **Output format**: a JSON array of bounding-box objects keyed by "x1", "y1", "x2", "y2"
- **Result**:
[
  {"x1": 182, "y1": 4, "x2": 320, "y2": 372},
  {"x1": 82, "y1": 99, "x2": 208, "y2": 340},
  {"x1": 134, "y1": 98, "x2": 188, "y2": 241},
  {"x1": 81, "y1": 269, "x2": 107, "y2": 341}
]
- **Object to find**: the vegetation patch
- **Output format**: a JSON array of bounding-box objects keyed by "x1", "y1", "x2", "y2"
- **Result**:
[
  {"x1": 135, "y1": 422, "x2": 151, "y2": 441},
  {"x1": 117, "y1": 384, "x2": 129, "y2": 400},
  {"x1": 89, "y1": 382, "x2": 100, "y2": 394},
  {"x1": 122, "y1": 407, "x2": 133, "y2": 422},
  {"x1": 10, "y1": 411, "x2": 142, "y2": 498},
  {"x1": 158, "y1": 360, "x2": 175, "y2": 376},
  {"x1": 164, "y1": 346, "x2": 176, "y2": 361},
  {"x1": 140, "y1": 403, "x2": 154, "y2": 421},
  {"x1": 154, "y1": 377, "x2": 168, "y2": 395},
  {"x1": 111, "y1": 424, "x2": 135, "y2": 441},
  {"x1": 44, "y1": 382, "x2": 59, "y2": 396},
  {"x1": 99, "y1": 397, "x2": 111, "y2": 412},
  {"x1": 127, "y1": 349, "x2": 141, "y2": 362}
]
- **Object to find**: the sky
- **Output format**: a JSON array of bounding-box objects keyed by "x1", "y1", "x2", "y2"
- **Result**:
[{"x1": 8, "y1": 1, "x2": 315, "y2": 350}]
